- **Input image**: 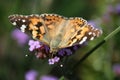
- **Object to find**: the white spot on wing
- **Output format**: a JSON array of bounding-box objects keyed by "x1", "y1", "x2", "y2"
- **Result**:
[
  {"x1": 90, "y1": 37, "x2": 94, "y2": 40},
  {"x1": 79, "y1": 36, "x2": 87, "y2": 44},
  {"x1": 88, "y1": 32, "x2": 92, "y2": 35},
  {"x1": 12, "y1": 22, "x2": 16, "y2": 25},
  {"x1": 49, "y1": 14, "x2": 53, "y2": 16},
  {"x1": 25, "y1": 16, "x2": 28, "y2": 18},
  {"x1": 22, "y1": 19, "x2": 26, "y2": 22},
  {"x1": 20, "y1": 25, "x2": 26, "y2": 32}
]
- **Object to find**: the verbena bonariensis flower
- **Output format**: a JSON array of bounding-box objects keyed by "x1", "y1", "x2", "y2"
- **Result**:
[
  {"x1": 25, "y1": 70, "x2": 38, "y2": 80},
  {"x1": 48, "y1": 56, "x2": 60, "y2": 65},
  {"x1": 40, "y1": 75, "x2": 58, "y2": 80},
  {"x1": 11, "y1": 29, "x2": 29, "y2": 46},
  {"x1": 28, "y1": 39, "x2": 82, "y2": 65},
  {"x1": 28, "y1": 40, "x2": 41, "y2": 51}
]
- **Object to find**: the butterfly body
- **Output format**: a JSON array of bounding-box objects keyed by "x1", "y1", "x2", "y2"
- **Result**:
[{"x1": 9, "y1": 13, "x2": 102, "y2": 55}]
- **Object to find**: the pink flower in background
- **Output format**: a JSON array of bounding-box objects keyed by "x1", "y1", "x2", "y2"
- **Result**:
[
  {"x1": 25, "y1": 70, "x2": 38, "y2": 80},
  {"x1": 11, "y1": 29, "x2": 29, "y2": 46}
]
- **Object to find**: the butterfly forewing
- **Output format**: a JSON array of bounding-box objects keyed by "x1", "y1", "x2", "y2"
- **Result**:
[{"x1": 9, "y1": 14, "x2": 50, "y2": 45}]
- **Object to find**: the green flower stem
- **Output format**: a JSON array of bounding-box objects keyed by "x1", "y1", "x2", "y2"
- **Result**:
[
  {"x1": 105, "y1": 26, "x2": 120, "y2": 41},
  {"x1": 72, "y1": 26, "x2": 120, "y2": 70}
]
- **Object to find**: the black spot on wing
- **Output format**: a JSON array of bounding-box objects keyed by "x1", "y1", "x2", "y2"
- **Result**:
[{"x1": 35, "y1": 22, "x2": 43, "y2": 27}]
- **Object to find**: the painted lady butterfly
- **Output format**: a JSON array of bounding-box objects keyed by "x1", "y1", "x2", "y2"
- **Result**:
[{"x1": 8, "y1": 13, "x2": 102, "y2": 55}]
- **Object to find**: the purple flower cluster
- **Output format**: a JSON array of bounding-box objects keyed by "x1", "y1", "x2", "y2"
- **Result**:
[
  {"x1": 28, "y1": 40, "x2": 41, "y2": 51},
  {"x1": 25, "y1": 70, "x2": 58, "y2": 80},
  {"x1": 105, "y1": 4, "x2": 120, "y2": 15},
  {"x1": 11, "y1": 29, "x2": 29, "y2": 46},
  {"x1": 58, "y1": 45, "x2": 81, "y2": 57},
  {"x1": 101, "y1": 3, "x2": 120, "y2": 24},
  {"x1": 28, "y1": 39, "x2": 82, "y2": 64},
  {"x1": 48, "y1": 56, "x2": 60, "y2": 65},
  {"x1": 25, "y1": 70, "x2": 38, "y2": 80},
  {"x1": 40, "y1": 75, "x2": 58, "y2": 80},
  {"x1": 58, "y1": 48, "x2": 72, "y2": 56}
]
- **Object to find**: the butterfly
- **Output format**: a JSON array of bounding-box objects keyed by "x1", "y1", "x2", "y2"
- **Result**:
[{"x1": 8, "y1": 13, "x2": 102, "y2": 56}]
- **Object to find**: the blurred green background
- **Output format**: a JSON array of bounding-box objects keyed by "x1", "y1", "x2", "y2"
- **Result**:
[{"x1": 0, "y1": 0, "x2": 120, "y2": 80}]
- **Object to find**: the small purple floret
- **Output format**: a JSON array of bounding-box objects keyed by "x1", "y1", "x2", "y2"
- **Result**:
[
  {"x1": 40, "y1": 75, "x2": 58, "y2": 80},
  {"x1": 11, "y1": 29, "x2": 29, "y2": 46},
  {"x1": 48, "y1": 58, "x2": 55, "y2": 65},
  {"x1": 65, "y1": 49, "x2": 72, "y2": 55},
  {"x1": 58, "y1": 48, "x2": 73, "y2": 56},
  {"x1": 25, "y1": 70, "x2": 38, "y2": 80},
  {"x1": 48, "y1": 56, "x2": 60, "y2": 65},
  {"x1": 28, "y1": 40, "x2": 41, "y2": 51},
  {"x1": 54, "y1": 56, "x2": 60, "y2": 62}
]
